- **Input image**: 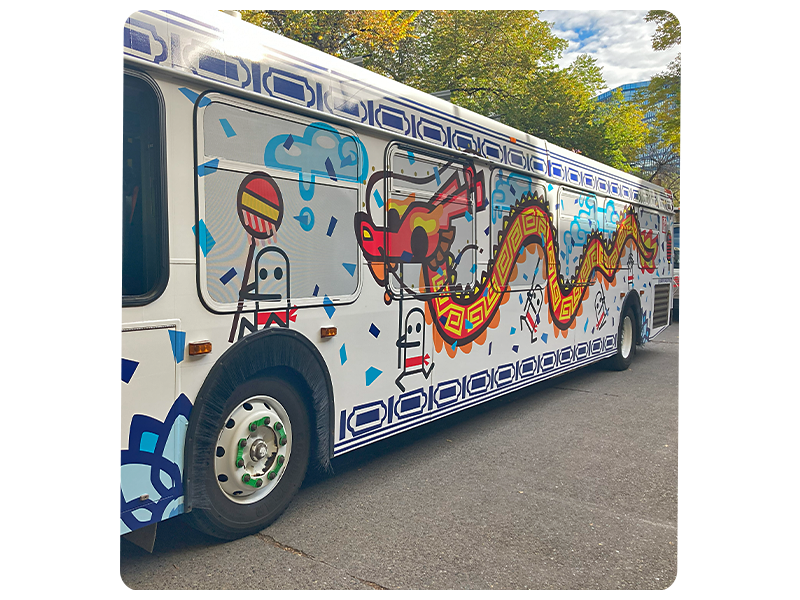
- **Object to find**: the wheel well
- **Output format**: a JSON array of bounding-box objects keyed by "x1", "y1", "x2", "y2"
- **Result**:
[
  {"x1": 622, "y1": 291, "x2": 643, "y2": 345},
  {"x1": 184, "y1": 328, "x2": 334, "y2": 512}
]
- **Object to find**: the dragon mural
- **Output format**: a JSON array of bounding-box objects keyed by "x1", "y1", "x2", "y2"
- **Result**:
[{"x1": 355, "y1": 177, "x2": 657, "y2": 358}]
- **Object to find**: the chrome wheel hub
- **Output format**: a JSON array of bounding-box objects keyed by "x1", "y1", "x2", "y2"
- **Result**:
[{"x1": 214, "y1": 395, "x2": 292, "y2": 504}]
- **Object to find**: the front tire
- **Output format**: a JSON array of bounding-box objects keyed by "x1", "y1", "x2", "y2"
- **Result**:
[
  {"x1": 185, "y1": 377, "x2": 310, "y2": 540},
  {"x1": 607, "y1": 307, "x2": 636, "y2": 371}
]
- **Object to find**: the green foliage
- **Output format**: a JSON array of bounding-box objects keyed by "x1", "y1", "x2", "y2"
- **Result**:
[
  {"x1": 644, "y1": 11, "x2": 681, "y2": 51},
  {"x1": 240, "y1": 10, "x2": 648, "y2": 173},
  {"x1": 638, "y1": 10, "x2": 681, "y2": 203}
]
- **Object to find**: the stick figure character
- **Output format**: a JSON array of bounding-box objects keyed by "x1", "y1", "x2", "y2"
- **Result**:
[
  {"x1": 237, "y1": 246, "x2": 292, "y2": 339},
  {"x1": 395, "y1": 307, "x2": 433, "y2": 392},
  {"x1": 594, "y1": 289, "x2": 608, "y2": 331},
  {"x1": 520, "y1": 280, "x2": 545, "y2": 343},
  {"x1": 626, "y1": 252, "x2": 635, "y2": 289}
]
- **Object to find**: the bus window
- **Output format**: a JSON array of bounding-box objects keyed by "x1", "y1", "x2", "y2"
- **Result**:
[
  {"x1": 558, "y1": 189, "x2": 597, "y2": 284},
  {"x1": 386, "y1": 147, "x2": 475, "y2": 296},
  {"x1": 122, "y1": 73, "x2": 167, "y2": 303},
  {"x1": 196, "y1": 98, "x2": 362, "y2": 308},
  {"x1": 489, "y1": 169, "x2": 547, "y2": 291}
]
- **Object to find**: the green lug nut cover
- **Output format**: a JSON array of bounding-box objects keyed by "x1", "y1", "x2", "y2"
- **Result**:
[
  {"x1": 239, "y1": 438, "x2": 247, "y2": 448},
  {"x1": 274, "y1": 422, "x2": 283, "y2": 431},
  {"x1": 267, "y1": 471, "x2": 276, "y2": 480},
  {"x1": 280, "y1": 436, "x2": 287, "y2": 446},
  {"x1": 242, "y1": 474, "x2": 251, "y2": 483},
  {"x1": 277, "y1": 455, "x2": 285, "y2": 465},
  {"x1": 236, "y1": 459, "x2": 244, "y2": 468},
  {"x1": 255, "y1": 478, "x2": 263, "y2": 487}
]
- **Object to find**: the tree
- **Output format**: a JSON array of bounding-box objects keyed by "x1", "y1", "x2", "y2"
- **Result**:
[
  {"x1": 640, "y1": 11, "x2": 681, "y2": 205},
  {"x1": 239, "y1": 10, "x2": 419, "y2": 63},
  {"x1": 240, "y1": 10, "x2": 646, "y2": 173}
]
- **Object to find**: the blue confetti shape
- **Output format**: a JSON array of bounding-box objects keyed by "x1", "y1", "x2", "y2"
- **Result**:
[
  {"x1": 541, "y1": 333, "x2": 548, "y2": 343},
  {"x1": 465, "y1": 211, "x2": 473, "y2": 222},
  {"x1": 168, "y1": 330, "x2": 186, "y2": 364},
  {"x1": 121, "y1": 358, "x2": 139, "y2": 384},
  {"x1": 283, "y1": 134, "x2": 294, "y2": 150},
  {"x1": 408, "y1": 150, "x2": 415, "y2": 164},
  {"x1": 369, "y1": 323, "x2": 380, "y2": 338},
  {"x1": 465, "y1": 319, "x2": 474, "y2": 330},
  {"x1": 439, "y1": 315, "x2": 448, "y2": 326},
  {"x1": 323, "y1": 295, "x2": 336, "y2": 318},
  {"x1": 470, "y1": 264, "x2": 477, "y2": 273},
  {"x1": 339, "y1": 344, "x2": 347, "y2": 365},
  {"x1": 512, "y1": 345, "x2": 519, "y2": 353},
  {"x1": 325, "y1": 157, "x2": 337, "y2": 181},
  {"x1": 523, "y1": 273, "x2": 529, "y2": 281},
  {"x1": 220, "y1": 118, "x2": 236, "y2": 137},
  {"x1": 326, "y1": 216, "x2": 338, "y2": 237},
  {"x1": 179, "y1": 87, "x2": 211, "y2": 107},
  {"x1": 510, "y1": 327, "x2": 516, "y2": 335},
  {"x1": 365, "y1": 366, "x2": 382, "y2": 386},
  {"x1": 548, "y1": 184, "x2": 553, "y2": 191},
  {"x1": 373, "y1": 189, "x2": 384, "y2": 208},
  {"x1": 451, "y1": 341, "x2": 458, "y2": 350},
  {"x1": 342, "y1": 263, "x2": 356, "y2": 276},
  {"x1": 434, "y1": 166, "x2": 441, "y2": 185},
  {"x1": 584, "y1": 319, "x2": 588, "y2": 332},
  {"x1": 488, "y1": 342, "x2": 492, "y2": 355},
  {"x1": 220, "y1": 267, "x2": 237, "y2": 285},
  {"x1": 519, "y1": 294, "x2": 523, "y2": 304},
  {"x1": 192, "y1": 219, "x2": 216, "y2": 256},
  {"x1": 312, "y1": 284, "x2": 320, "y2": 297},
  {"x1": 197, "y1": 159, "x2": 219, "y2": 177},
  {"x1": 510, "y1": 184, "x2": 516, "y2": 195},
  {"x1": 484, "y1": 225, "x2": 491, "y2": 236}
]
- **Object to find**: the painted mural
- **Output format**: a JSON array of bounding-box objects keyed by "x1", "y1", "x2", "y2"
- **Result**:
[
  {"x1": 122, "y1": 10, "x2": 675, "y2": 537},
  {"x1": 355, "y1": 183, "x2": 658, "y2": 360}
]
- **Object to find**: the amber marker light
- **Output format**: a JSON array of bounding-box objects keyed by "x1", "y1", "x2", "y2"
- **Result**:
[
  {"x1": 320, "y1": 327, "x2": 337, "y2": 339},
  {"x1": 188, "y1": 341, "x2": 212, "y2": 356}
]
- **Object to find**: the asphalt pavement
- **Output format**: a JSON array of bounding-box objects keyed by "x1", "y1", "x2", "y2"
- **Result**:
[{"x1": 120, "y1": 321, "x2": 678, "y2": 590}]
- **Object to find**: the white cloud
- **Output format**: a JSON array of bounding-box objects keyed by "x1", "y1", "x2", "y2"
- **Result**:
[{"x1": 541, "y1": 10, "x2": 680, "y2": 92}]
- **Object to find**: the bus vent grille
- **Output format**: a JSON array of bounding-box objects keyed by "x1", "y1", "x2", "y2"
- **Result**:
[{"x1": 652, "y1": 283, "x2": 671, "y2": 328}]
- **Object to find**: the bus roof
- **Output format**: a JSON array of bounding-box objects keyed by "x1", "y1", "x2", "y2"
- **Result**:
[{"x1": 124, "y1": 9, "x2": 673, "y2": 213}]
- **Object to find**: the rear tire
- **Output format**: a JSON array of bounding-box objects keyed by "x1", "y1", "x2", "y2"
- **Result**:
[
  {"x1": 607, "y1": 307, "x2": 636, "y2": 371},
  {"x1": 185, "y1": 377, "x2": 310, "y2": 540}
]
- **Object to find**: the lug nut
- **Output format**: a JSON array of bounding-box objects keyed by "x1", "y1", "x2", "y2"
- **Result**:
[
  {"x1": 242, "y1": 474, "x2": 251, "y2": 483},
  {"x1": 236, "y1": 459, "x2": 244, "y2": 468},
  {"x1": 267, "y1": 472, "x2": 276, "y2": 480},
  {"x1": 277, "y1": 455, "x2": 285, "y2": 465},
  {"x1": 255, "y1": 478, "x2": 263, "y2": 487},
  {"x1": 239, "y1": 439, "x2": 247, "y2": 448}
]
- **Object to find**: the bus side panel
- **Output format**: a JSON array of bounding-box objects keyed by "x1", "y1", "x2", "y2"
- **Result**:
[{"x1": 121, "y1": 322, "x2": 190, "y2": 535}]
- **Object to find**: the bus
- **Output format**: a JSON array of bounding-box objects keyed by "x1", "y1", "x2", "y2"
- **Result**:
[{"x1": 122, "y1": 9, "x2": 676, "y2": 548}]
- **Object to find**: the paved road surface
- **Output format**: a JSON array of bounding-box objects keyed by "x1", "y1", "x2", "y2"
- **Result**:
[{"x1": 121, "y1": 322, "x2": 678, "y2": 590}]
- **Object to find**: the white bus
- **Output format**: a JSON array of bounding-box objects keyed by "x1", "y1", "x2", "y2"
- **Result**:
[{"x1": 122, "y1": 9, "x2": 676, "y2": 547}]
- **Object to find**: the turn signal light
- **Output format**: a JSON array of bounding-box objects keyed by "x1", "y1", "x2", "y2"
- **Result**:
[
  {"x1": 188, "y1": 341, "x2": 212, "y2": 356},
  {"x1": 320, "y1": 327, "x2": 337, "y2": 339}
]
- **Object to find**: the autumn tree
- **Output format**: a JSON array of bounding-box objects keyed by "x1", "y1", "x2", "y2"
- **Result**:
[{"x1": 240, "y1": 10, "x2": 646, "y2": 173}]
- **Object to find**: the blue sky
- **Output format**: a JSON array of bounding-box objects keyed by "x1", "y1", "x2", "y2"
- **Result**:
[{"x1": 541, "y1": 10, "x2": 680, "y2": 93}]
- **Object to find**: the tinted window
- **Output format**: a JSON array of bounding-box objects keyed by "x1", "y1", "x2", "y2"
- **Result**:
[{"x1": 123, "y1": 73, "x2": 166, "y2": 301}]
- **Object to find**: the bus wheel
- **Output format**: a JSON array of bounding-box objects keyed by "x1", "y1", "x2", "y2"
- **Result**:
[
  {"x1": 607, "y1": 307, "x2": 636, "y2": 371},
  {"x1": 186, "y1": 377, "x2": 310, "y2": 540}
]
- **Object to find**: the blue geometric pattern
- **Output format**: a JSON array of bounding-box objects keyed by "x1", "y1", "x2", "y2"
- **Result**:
[{"x1": 120, "y1": 394, "x2": 192, "y2": 534}]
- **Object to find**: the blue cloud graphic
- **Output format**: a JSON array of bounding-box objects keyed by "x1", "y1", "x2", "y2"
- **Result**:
[{"x1": 264, "y1": 122, "x2": 369, "y2": 201}]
